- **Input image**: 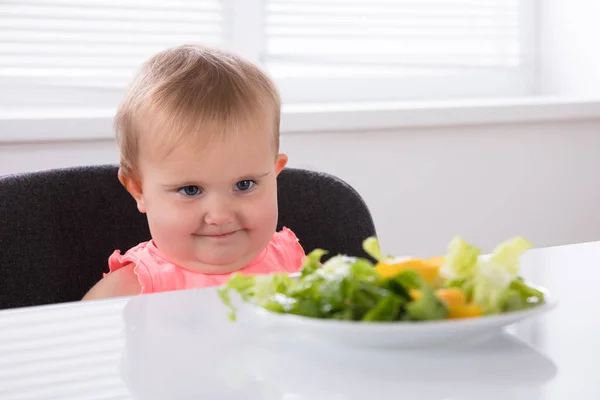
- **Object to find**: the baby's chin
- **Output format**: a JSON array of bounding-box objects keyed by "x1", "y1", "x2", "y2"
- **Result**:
[
  {"x1": 180, "y1": 253, "x2": 257, "y2": 275},
  {"x1": 183, "y1": 262, "x2": 244, "y2": 275}
]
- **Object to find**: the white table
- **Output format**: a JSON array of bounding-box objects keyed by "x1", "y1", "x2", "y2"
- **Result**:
[{"x1": 1, "y1": 241, "x2": 599, "y2": 399}]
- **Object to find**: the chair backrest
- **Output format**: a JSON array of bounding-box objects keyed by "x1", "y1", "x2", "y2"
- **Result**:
[{"x1": 0, "y1": 165, "x2": 376, "y2": 309}]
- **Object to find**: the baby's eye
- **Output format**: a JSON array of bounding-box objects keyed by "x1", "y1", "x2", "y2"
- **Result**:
[
  {"x1": 235, "y1": 180, "x2": 255, "y2": 191},
  {"x1": 178, "y1": 186, "x2": 201, "y2": 196}
]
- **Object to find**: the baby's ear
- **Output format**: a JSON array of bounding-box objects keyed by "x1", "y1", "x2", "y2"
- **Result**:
[
  {"x1": 118, "y1": 169, "x2": 146, "y2": 213},
  {"x1": 275, "y1": 153, "x2": 288, "y2": 175}
]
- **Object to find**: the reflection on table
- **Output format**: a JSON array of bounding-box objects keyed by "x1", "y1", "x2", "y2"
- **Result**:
[{"x1": 120, "y1": 287, "x2": 557, "y2": 400}]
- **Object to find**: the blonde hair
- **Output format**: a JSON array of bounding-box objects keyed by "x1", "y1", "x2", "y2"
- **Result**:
[{"x1": 114, "y1": 44, "x2": 281, "y2": 178}]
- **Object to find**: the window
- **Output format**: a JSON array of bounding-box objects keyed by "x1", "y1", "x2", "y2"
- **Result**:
[
  {"x1": 265, "y1": 0, "x2": 535, "y2": 102},
  {"x1": 0, "y1": 0, "x2": 227, "y2": 108},
  {"x1": 0, "y1": 0, "x2": 535, "y2": 108}
]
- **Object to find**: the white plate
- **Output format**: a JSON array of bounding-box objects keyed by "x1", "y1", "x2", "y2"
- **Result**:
[{"x1": 238, "y1": 286, "x2": 557, "y2": 348}]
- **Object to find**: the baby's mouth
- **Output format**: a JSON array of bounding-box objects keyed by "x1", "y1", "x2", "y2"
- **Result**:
[{"x1": 197, "y1": 230, "x2": 238, "y2": 240}]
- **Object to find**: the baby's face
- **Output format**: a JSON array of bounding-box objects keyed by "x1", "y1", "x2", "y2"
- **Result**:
[{"x1": 133, "y1": 122, "x2": 287, "y2": 274}]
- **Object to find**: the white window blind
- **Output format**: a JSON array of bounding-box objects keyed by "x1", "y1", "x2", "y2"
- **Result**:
[
  {"x1": 0, "y1": 0, "x2": 535, "y2": 107},
  {"x1": 0, "y1": 0, "x2": 227, "y2": 88},
  {"x1": 264, "y1": 0, "x2": 534, "y2": 102},
  {"x1": 266, "y1": 0, "x2": 522, "y2": 75}
]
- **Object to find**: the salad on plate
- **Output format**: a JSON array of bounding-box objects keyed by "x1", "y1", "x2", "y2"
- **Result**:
[{"x1": 219, "y1": 236, "x2": 546, "y2": 323}]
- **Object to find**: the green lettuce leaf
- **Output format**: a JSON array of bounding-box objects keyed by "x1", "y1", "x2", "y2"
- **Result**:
[
  {"x1": 362, "y1": 295, "x2": 404, "y2": 322},
  {"x1": 500, "y1": 278, "x2": 545, "y2": 312},
  {"x1": 301, "y1": 248, "x2": 328, "y2": 276},
  {"x1": 392, "y1": 270, "x2": 449, "y2": 321},
  {"x1": 363, "y1": 236, "x2": 383, "y2": 261},
  {"x1": 405, "y1": 284, "x2": 449, "y2": 321},
  {"x1": 471, "y1": 237, "x2": 533, "y2": 314},
  {"x1": 440, "y1": 237, "x2": 481, "y2": 281},
  {"x1": 218, "y1": 272, "x2": 294, "y2": 320}
]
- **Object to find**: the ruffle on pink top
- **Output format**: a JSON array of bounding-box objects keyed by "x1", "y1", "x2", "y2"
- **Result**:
[{"x1": 106, "y1": 227, "x2": 305, "y2": 294}]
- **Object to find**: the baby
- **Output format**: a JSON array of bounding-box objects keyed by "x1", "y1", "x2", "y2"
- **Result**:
[{"x1": 83, "y1": 45, "x2": 305, "y2": 300}]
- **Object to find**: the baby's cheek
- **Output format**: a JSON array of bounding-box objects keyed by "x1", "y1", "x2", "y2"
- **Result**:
[
  {"x1": 246, "y1": 194, "x2": 278, "y2": 231},
  {"x1": 150, "y1": 201, "x2": 197, "y2": 236}
]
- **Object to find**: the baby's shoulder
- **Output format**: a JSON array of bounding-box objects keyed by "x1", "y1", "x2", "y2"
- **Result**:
[
  {"x1": 270, "y1": 226, "x2": 301, "y2": 246},
  {"x1": 264, "y1": 227, "x2": 305, "y2": 272},
  {"x1": 83, "y1": 263, "x2": 141, "y2": 300}
]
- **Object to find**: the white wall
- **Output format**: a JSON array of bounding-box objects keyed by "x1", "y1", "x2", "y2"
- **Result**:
[{"x1": 2, "y1": 119, "x2": 599, "y2": 257}]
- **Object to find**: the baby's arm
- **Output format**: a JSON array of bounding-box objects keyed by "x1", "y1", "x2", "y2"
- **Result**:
[{"x1": 82, "y1": 263, "x2": 142, "y2": 301}]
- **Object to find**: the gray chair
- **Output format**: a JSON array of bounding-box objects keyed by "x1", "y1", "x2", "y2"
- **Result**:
[{"x1": 0, "y1": 165, "x2": 376, "y2": 310}]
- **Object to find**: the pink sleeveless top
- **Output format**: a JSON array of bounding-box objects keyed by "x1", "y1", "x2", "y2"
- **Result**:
[{"x1": 107, "y1": 227, "x2": 305, "y2": 295}]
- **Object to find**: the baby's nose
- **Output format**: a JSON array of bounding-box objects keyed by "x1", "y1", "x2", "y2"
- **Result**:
[{"x1": 203, "y1": 198, "x2": 235, "y2": 225}]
